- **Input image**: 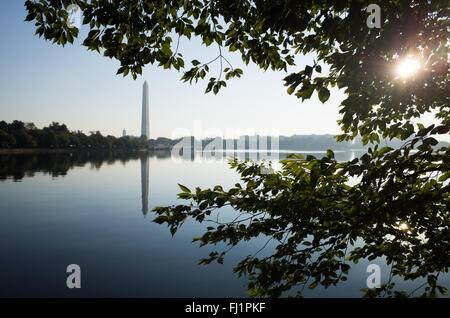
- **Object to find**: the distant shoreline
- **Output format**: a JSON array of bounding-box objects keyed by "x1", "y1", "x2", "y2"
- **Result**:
[{"x1": 0, "y1": 148, "x2": 149, "y2": 154}]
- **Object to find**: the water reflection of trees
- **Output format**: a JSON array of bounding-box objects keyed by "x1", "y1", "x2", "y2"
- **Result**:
[
  {"x1": 0, "y1": 150, "x2": 363, "y2": 181},
  {"x1": 0, "y1": 151, "x2": 145, "y2": 181}
]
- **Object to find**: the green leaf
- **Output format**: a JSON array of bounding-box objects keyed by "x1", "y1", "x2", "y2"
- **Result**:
[
  {"x1": 287, "y1": 86, "x2": 295, "y2": 95},
  {"x1": 178, "y1": 184, "x2": 191, "y2": 193},
  {"x1": 308, "y1": 281, "x2": 318, "y2": 290},
  {"x1": 318, "y1": 87, "x2": 330, "y2": 103}
]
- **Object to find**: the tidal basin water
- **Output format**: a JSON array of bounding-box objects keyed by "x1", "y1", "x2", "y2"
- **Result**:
[{"x1": 0, "y1": 151, "x2": 447, "y2": 297}]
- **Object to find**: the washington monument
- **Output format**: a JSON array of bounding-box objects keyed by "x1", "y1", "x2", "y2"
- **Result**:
[{"x1": 141, "y1": 81, "x2": 149, "y2": 138}]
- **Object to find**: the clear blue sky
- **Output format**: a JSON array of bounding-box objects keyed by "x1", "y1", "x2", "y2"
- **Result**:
[{"x1": 0, "y1": 1, "x2": 445, "y2": 141}]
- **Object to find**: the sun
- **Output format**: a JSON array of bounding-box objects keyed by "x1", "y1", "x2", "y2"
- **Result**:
[
  {"x1": 399, "y1": 223, "x2": 408, "y2": 231},
  {"x1": 396, "y1": 57, "x2": 420, "y2": 78}
]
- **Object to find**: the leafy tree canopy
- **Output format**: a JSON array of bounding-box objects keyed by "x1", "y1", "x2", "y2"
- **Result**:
[{"x1": 25, "y1": 1, "x2": 449, "y2": 297}]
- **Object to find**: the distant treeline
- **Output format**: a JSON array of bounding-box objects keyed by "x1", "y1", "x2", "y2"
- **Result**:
[
  {"x1": 148, "y1": 135, "x2": 367, "y2": 150},
  {"x1": 0, "y1": 120, "x2": 148, "y2": 150},
  {"x1": 148, "y1": 134, "x2": 447, "y2": 151}
]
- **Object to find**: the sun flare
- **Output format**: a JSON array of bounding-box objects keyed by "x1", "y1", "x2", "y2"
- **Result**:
[
  {"x1": 399, "y1": 223, "x2": 409, "y2": 231},
  {"x1": 396, "y1": 57, "x2": 420, "y2": 78}
]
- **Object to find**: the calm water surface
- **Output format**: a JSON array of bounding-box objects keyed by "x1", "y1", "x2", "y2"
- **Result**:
[{"x1": 0, "y1": 150, "x2": 447, "y2": 297}]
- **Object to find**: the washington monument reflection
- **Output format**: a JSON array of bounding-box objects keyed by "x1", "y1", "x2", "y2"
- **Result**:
[{"x1": 141, "y1": 155, "x2": 149, "y2": 216}]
